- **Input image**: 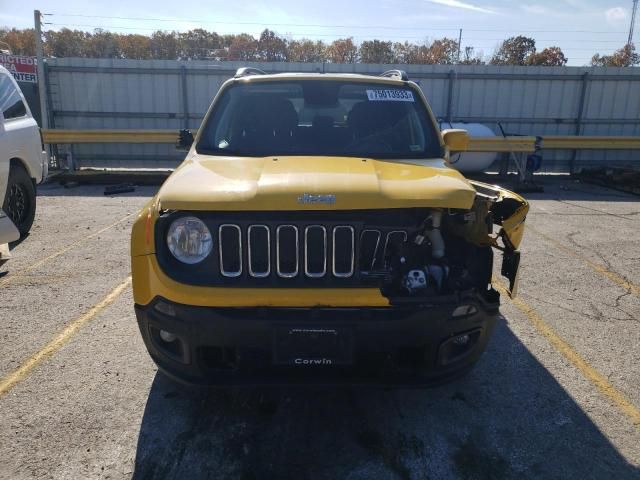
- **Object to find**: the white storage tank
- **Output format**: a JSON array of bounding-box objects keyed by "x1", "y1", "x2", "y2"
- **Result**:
[{"x1": 439, "y1": 122, "x2": 498, "y2": 173}]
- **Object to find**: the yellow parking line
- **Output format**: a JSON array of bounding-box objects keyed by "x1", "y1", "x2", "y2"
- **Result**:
[
  {"x1": 0, "y1": 212, "x2": 134, "y2": 288},
  {"x1": 0, "y1": 276, "x2": 132, "y2": 398},
  {"x1": 528, "y1": 225, "x2": 640, "y2": 295},
  {"x1": 495, "y1": 280, "x2": 640, "y2": 430}
]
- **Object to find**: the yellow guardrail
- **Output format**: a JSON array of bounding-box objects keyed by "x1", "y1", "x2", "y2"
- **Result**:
[
  {"x1": 41, "y1": 130, "x2": 640, "y2": 152},
  {"x1": 541, "y1": 136, "x2": 640, "y2": 150},
  {"x1": 42, "y1": 129, "x2": 184, "y2": 144},
  {"x1": 467, "y1": 137, "x2": 537, "y2": 152}
]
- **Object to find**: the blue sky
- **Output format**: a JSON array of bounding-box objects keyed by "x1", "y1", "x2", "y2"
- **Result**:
[{"x1": 0, "y1": 0, "x2": 637, "y2": 65}]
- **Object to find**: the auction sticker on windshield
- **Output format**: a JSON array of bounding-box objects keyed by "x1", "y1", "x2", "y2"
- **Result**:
[{"x1": 366, "y1": 89, "x2": 414, "y2": 102}]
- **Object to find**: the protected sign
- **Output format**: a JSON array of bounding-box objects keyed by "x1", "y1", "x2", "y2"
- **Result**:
[{"x1": 0, "y1": 54, "x2": 37, "y2": 83}]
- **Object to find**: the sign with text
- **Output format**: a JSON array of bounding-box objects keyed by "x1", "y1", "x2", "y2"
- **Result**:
[{"x1": 0, "y1": 54, "x2": 38, "y2": 83}]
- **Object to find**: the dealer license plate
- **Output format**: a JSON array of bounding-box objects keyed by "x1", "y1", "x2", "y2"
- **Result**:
[{"x1": 273, "y1": 326, "x2": 353, "y2": 366}]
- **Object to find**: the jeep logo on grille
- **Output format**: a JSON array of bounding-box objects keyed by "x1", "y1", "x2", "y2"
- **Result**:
[{"x1": 297, "y1": 193, "x2": 336, "y2": 205}]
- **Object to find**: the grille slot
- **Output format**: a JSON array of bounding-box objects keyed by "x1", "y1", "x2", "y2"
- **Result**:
[
  {"x1": 305, "y1": 225, "x2": 327, "y2": 277},
  {"x1": 219, "y1": 224, "x2": 242, "y2": 277},
  {"x1": 277, "y1": 225, "x2": 299, "y2": 278},
  {"x1": 248, "y1": 225, "x2": 270, "y2": 277},
  {"x1": 332, "y1": 226, "x2": 355, "y2": 278}
]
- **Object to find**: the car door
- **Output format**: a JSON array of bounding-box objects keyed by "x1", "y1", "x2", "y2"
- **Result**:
[
  {"x1": 0, "y1": 109, "x2": 19, "y2": 244},
  {"x1": 0, "y1": 69, "x2": 43, "y2": 184},
  {"x1": 0, "y1": 106, "x2": 9, "y2": 203}
]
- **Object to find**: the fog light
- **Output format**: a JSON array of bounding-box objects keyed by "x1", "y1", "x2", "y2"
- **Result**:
[
  {"x1": 452, "y1": 334, "x2": 470, "y2": 346},
  {"x1": 452, "y1": 305, "x2": 477, "y2": 317},
  {"x1": 159, "y1": 330, "x2": 177, "y2": 343},
  {"x1": 154, "y1": 301, "x2": 176, "y2": 317}
]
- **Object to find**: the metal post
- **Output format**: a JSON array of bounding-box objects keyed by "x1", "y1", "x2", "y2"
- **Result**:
[
  {"x1": 570, "y1": 72, "x2": 590, "y2": 174},
  {"x1": 457, "y1": 29, "x2": 463, "y2": 63},
  {"x1": 446, "y1": 69, "x2": 455, "y2": 123},
  {"x1": 34, "y1": 10, "x2": 49, "y2": 130},
  {"x1": 180, "y1": 65, "x2": 189, "y2": 130},
  {"x1": 629, "y1": 0, "x2": 638, "y2": 45},
  {"x1": 43, "y1": 60, "x2": 58, "y2": 169}
]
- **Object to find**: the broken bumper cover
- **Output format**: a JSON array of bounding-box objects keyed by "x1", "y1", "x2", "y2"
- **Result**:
[{"x1": 134, "y1": 292, "x2": 500, "y2": 386}]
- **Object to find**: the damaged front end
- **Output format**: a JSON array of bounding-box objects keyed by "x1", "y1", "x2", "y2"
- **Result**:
[{"x1": 377, "y1": 181, "x2": 528, "y2": 304}]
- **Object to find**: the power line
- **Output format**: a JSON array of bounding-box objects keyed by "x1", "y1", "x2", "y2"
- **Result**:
[
  {"x1": 45, "y1": 13, "x2": 628, "y2": 35},
  {"x1": 43, "y1": 23, "x2": 628, "y2": 46}
]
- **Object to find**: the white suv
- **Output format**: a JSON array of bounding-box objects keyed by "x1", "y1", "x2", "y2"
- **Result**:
[{"x1": 0, "y1": 65, "x2": 48, "y2": 238}]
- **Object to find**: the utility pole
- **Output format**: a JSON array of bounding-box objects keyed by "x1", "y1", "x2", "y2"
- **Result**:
[
  {"x1": 457, "y1": 28, "x2": 463, "y2": 63},
  {"x1": 630, "y1": 0, "x2": 639, "y2": 45},
  {"x1": 34, "y1": 10, "x2": 49, "y2": 129}
]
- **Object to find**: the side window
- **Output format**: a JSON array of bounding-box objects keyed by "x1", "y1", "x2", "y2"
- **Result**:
[{"x1": 0, "y1": 73, "x2": 27, "y2": 120}]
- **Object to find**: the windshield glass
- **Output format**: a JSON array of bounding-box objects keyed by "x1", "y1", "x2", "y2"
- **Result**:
[{"x1": 196, "y1": 80, "x2": 442, "y2": 159}]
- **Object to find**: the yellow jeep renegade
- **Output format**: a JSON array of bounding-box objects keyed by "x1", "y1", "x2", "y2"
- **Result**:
[{"x1": 131, "y1": 68, "x2": 528, "y2": 386}]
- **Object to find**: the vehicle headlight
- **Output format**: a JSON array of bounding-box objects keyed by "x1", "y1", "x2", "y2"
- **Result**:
[{"x1": 166, "y1": 216, "x2": 213, "y2": 264}]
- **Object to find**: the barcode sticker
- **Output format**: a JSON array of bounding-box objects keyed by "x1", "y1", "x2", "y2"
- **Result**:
[{"x1": 366, "y1": 89, "x2": 415, "y2": 102}]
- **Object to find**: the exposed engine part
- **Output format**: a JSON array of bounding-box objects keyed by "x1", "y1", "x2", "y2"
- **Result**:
[
  {"x1": 403, "y1": 269, "x2": 428, "y2": 293},
  {"x1": 401, "y1": 264, "x2": 450, "y2": 295},
  {"x1": 381, "y1": 208, "x2": 494, "y2": 301},
  {"x1": 427, "y1": 264, "x2": 448, "y2": 291},
  {"x1": 423, "y1": 210, "x2": 445, "y2": 258}
]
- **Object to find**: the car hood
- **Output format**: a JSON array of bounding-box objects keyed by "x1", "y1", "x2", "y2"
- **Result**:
[{"x1": 157, "y1": 154, "x2": 477, "y2": 211}]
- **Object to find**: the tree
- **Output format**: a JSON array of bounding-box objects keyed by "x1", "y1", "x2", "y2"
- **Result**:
[
  {"x1": 527, "y1": 46, "x2": 567, "y2": 66},
  {"x1": 227, "y1": 34, "x2": 258, "y2": 61},
  {"x1": 44, "y1": 28, "x2": 89, "y2": 57},
  {"x1": 0, "y1": 28, "x2": 37, "y2": 55},
  {"x1": 460, "y1": 46, "x2": 484, "y2": 65},
  {"x1": 257, "y1": 29, "x2": 287, "y2": 61},
  {"x1": 425, "y1": 38, "x2": 459, "y2": 64},
  {"x1": 326, "y1": 38, "x2": 358, "y2": 63},
  {"x1": 86, "y1": 29, "x2": 120, "y2": 58},
  {"x1": 391, "y1": 41, "x2": 412, "y2": 63},
  {"x1": 359, "y1": 40, "x2": 394, "y2": 64},
  {"x1": 178, "y1": 29, "x2": 222, "y2": 60},
  {"x1": 288, "y1": 39, "x2": 326, "y2": 62},
  {"x1": 491, "y1": 36, "x2": 537, "y2": 65},
  {"x1": 117, "y1": 34, "x2": 151, "y2": 59},
  {"x1": 591, "y1": 44, "x2": 640, "y2": 67},
  {"x1": 150, "y1": 31, "x2": 179, "y2": 60}
]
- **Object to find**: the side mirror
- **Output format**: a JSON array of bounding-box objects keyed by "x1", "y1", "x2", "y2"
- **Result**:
[
  {"x1": 442, "y1": 129, "x2": 469, "y2": 152},
  {"x1": 176, "y1": 129, "x2": 194, "y2": 151}
]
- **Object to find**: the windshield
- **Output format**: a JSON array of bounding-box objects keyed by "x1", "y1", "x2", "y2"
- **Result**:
[{"x1": 196, "y1": 80, "x2": 442, "y2": 159}]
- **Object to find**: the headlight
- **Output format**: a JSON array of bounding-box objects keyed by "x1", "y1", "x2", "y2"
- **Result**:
[{"x1": 167, "y1": 216, "x2": 213, "y2": 264}]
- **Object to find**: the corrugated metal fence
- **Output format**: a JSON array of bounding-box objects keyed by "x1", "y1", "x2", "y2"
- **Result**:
[{"x1": 44, "y1": 58, "x2": 640, "y2": 171}]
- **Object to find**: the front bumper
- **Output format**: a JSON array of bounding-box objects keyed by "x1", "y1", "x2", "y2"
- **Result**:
[{"x1": 135, "y1": 290, "x2": 499, "y2": 386}]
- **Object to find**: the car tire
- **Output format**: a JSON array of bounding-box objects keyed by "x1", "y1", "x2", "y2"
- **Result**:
[{"x1": 3, "y1": 164, "x2": 36, "y2": 236}]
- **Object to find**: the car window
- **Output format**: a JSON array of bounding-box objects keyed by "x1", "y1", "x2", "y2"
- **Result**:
[
  {"x1": 197, "y1": 80, "x2": 442, "y2": 159},
  {"x1": 0, "y1": 73, "x2": 27, "y2": 120}
]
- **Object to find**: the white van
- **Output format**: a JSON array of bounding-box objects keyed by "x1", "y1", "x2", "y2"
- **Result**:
[{"x1": 0, "y1": 65, "x2": 48, "y2": 238}]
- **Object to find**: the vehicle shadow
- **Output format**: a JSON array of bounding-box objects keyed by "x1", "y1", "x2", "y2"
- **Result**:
[{"x1": 131, "y1": 318, "x2": 639, "y2": 480}]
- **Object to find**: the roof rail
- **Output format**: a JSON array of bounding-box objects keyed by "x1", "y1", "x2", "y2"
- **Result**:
[
  {"x1": 234, "y1": 67, "x2": 267, "y2": 78},
  {"x1": 380, "y1": 69, "x2": 409, "y2": 81}
]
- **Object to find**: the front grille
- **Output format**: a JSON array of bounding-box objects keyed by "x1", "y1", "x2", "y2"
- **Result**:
[
  {"x1": 156, "y1": 210, "x2": 421, "y2": 287},
  {"x1": 220, "y1": 223, "x2": 401, "y2": 281}
]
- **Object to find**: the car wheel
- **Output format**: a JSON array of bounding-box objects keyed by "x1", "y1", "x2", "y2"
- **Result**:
[{"x1": 3, "y1": 164, "x2": 36, "y2": 236}]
